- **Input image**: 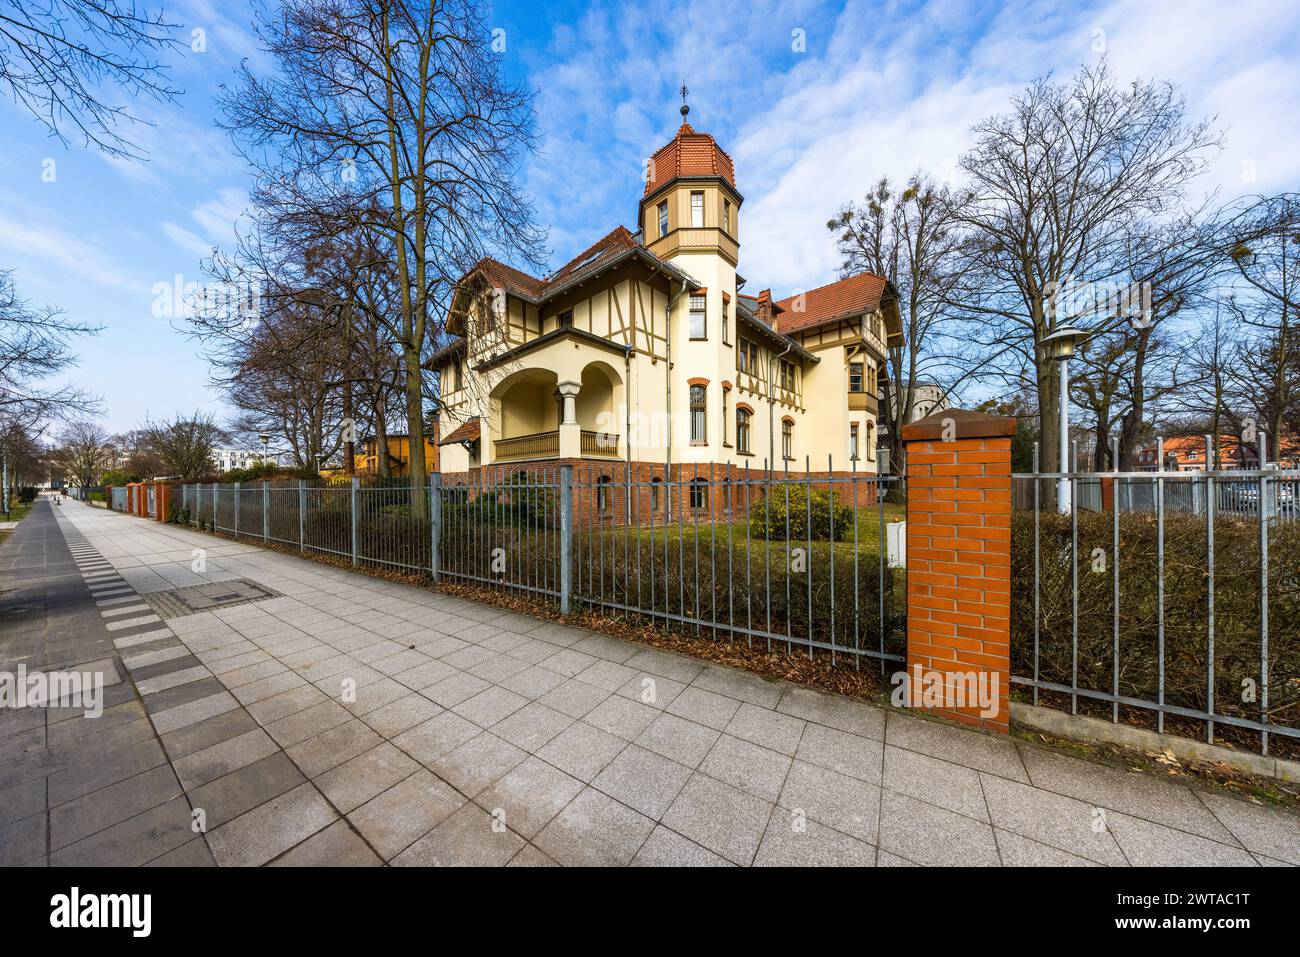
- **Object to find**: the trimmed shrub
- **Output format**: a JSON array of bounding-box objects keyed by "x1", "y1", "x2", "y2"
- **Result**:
[{"x1": 748, "y1": 484, "x2": 855, "y2": 541}]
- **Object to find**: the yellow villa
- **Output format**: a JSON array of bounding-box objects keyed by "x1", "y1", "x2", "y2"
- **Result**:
[{"x1": 429, "y1": 106, "x2": 902, "y2": 496}]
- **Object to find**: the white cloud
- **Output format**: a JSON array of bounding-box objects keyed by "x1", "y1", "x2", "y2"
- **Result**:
[
  {"x1": 0, "y1": 212, "x2": 149, "y2": 293},
  {"x1": 160, "y1": 221, "x2": 215, "y2": 258},
  {"x1": 161, "y1": 186, "x2": 249, "y2": 257},
  {"x1": 522, "y1": 0, "x2": 1300, "y2": 294}
]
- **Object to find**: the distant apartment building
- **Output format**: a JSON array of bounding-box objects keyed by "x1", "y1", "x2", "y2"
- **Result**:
[{"x1": 214, "y1": 448, "x2": 277, "y2": 472}]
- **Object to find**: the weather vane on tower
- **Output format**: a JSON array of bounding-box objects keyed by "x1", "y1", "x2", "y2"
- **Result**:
[{"x1": 679, "y1": 83, "x2": 690, "y2": 118}]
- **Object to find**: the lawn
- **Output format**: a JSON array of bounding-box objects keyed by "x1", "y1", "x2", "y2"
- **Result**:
[{"x1": 0, "y1": 499, "x2": 33, "y2": 546}]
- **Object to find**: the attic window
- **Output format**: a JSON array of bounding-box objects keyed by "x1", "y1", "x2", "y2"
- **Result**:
[
  {"x1": 557, "y1": 310, "x2": 573, "y2": 327},
  {"x1": 565, "y1": 251, "x2": 603, "y2": 274}
]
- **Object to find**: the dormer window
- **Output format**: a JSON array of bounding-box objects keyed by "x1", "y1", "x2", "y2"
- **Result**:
[
  {"x1": 557, "y1": 310, "x2": 573, "y2": 328},
  {"x1": 657, "y1": 201, "x2": 668, "y2": 237},
  {"x1": 690, "y1": 191, "x2": 704, "y2": 228}
]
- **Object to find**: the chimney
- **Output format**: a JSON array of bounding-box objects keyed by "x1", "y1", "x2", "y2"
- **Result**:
[{"x1": 756, "y1": 288, "x2": 772, "y2": 324}]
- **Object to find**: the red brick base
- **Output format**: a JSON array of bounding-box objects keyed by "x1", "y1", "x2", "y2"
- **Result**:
[{"x1": 440, "y1": 459, "x2": 886, "y2": 525}]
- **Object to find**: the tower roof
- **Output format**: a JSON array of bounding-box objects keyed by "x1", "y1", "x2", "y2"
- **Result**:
[{"x1": 644, "y1": 121, "x2": 736, "y2": 197}]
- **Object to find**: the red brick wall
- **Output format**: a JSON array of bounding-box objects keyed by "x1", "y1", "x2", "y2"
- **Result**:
[
  {"x1": 439, "y1": 459, "x2": 884, "y2": 526},
  {"x1": 901, "y1": 410, "x2": 1014, "y2": 732}
]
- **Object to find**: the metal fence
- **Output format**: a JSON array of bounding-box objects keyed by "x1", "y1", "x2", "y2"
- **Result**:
[
  {"x1": 1012, "y1": 439, "x2": 1300, "y2": 755},
  {"x1": 179, "y1": 461, "x2": 906, "y2": 668}
]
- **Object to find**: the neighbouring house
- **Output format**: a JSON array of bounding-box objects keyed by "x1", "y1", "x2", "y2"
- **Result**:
[
  {"x1": 1134, "y1": 434, "x2": 1298, "y2": 471},
  {"x1": 356, "y1": 433, "x2": 440, "y2": 478},
  {"x1": 214, "y1": 448, "x2": 277, "y2": 472},
  {"x1": 427, "y1": 105, "x2": 902, "y2": 509}
]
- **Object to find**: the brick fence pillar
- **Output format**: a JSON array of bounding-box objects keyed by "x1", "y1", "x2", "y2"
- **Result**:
[{"x1": 901, "y1": 409, "x2": 1015, "y2": 732}]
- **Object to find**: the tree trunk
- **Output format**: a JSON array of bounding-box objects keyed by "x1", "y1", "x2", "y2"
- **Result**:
[
  {"x1": 343, "y1": 383, "x2": 355, "y2": 477},
  {"x1": 402, "y1": 348, "x2": 428, "y2": 518},
  {"x1": 1037, "y1": 357, "x2": 1060, "y2": 473}
]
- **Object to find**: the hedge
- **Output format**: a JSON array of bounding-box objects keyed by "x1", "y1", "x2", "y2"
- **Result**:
[{"x1": 1011, "y1": 510, "x2": 1300, "y2": 741}]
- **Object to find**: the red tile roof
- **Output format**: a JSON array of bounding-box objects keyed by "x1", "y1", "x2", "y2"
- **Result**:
[
  {"x1": 460, "y1": 227, "x2": 642, "y2": 304},
  {"x1": 472, "y1": 258, "x2": 546, "y2": 300},
  {"x1": 546, "y1": 226, "x2": 639, "y2": 287},
  {"x1": 772, "y1": 273, "x2": 888, "y2": 334},
  {"x1": 644, "y1": 122, "x2": 736, "y2": 196},
  {"x1": 439, "y1": 418, "x2": 480, "y2": 446}
]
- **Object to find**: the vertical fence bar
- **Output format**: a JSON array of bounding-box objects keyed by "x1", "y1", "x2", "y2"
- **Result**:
[
  {"x1": 262, "y1": 481, "x2": 270, "y2": 542},
  {"x1": 1111, "y1": 436, "x2": 1120, "y2": 724},
  {"x1": 827, "y1": 455, "x2": 836, "y2": 665},
  {"x1": 1032, "y1": 442, "x2": 1040, "y2": 706},
  {"x1": 430, "y1": 474, "x2": 441, "y2": 584},
  {"x1": 298, "y1": 480, "x2": 306, "y2": 553},
  {"x1": 804, "y1": 455, "x2": 812, "y2": 658},
  {"x1": 234, "y1": 482, "x2": 241, "y2": 538},
  {"x1": 851, "y1": 457, "x2": 860, "y2": 666},
  {"x1": 559, "y1": 464, "x2": 573, "y2": 615},
  {"x1": 1204, "y1": 434, "x2": 1215, "y2": 743},
  {"x1": 1156, "y1": 436, "x2": 1166, "y2": 734},
  {"x1": 350, "y1": 477, "x2": 359, "y2": 567},
  {"x1": 877, "y1": 467, "x2": 885, "y2": 672},
  {"x1": 1070, "y1": 440, "x2": 1078, "y2": 715},
  {"x1": 1259, "y1": 432, "x2": 1270, "y2": 755},
  {"x1": 212, "y1": 482, "x2": 217, "y2": 528}
]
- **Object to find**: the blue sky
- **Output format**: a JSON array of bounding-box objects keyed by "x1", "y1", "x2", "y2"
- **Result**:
[{"x1": 3, "y1": 0, "x2": 1299, "y2": 436}]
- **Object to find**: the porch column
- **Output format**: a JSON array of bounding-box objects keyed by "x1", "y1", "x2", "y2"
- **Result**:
[{"x1": 557, "y1": 380, "x2": 581, "y2": 458}]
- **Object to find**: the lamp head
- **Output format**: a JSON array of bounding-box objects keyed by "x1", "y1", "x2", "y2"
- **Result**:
[{"x1": 1042, "y1": 326, "x2": 1086, "y2": 361}]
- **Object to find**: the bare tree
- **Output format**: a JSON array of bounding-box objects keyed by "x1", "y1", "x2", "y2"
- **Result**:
[
  {"x1": 224, "y1": 302, "x2": 350, "y2": 471},
  {"x1": 0, "y1": 269, "x2": 101, "y2": 428},
  {"x1": 112, "y1": 428, "x2": 164, "y2": 479},
  {"x1": 142, "y1": 412, "x2": 225, "y2": 480},
  {"x1": 827, "y1": 173, "x2": 968, "y2": 470},
  {"x1": 0, "y1": 0, "x2": 180, "y2": 157},
  {"x1": 218, "y1": 0, "x2": 546, "y2": 508},
  {"x1": 53, "y1": 419, "x2": 113, "y2": 488},
  {"x1": 951, "y1": 60, "x2": 1221, "y2": 471},
  {"x1": 2, "y1": 420, "x2": 48, "y2": 514},
  {"x1": 1165, "y1": 301, "x2": 1244, "y2": 467},
  {"x1": 1226, "y1": 198, "x2": 1300, "y2": 462}
]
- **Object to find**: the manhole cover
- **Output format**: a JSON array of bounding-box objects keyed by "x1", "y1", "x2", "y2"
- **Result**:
[{"x1": 143, "y1": 578, "x2": 282, "y2": 619}]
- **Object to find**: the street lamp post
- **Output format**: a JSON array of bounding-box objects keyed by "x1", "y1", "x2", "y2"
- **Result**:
[
  {"x1": 1042, "y1": 327, "x2": 1086, "y2": 514},
  {"x1": 258, "y1": 433, "x2": 270, "y2": 467}
]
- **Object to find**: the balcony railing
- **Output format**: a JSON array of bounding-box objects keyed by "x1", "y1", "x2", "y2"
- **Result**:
[
  {"x1": 494, "y1": 431, "x2": 559, "y2": 461},
  {"x1": 493, "y1": 429, "x2": 621, "y2": 461},
  {"x1": 581, "y1": 430, "x2": 619, "y2": 457}
]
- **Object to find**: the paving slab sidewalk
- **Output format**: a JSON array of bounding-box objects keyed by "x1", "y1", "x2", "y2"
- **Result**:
[{"x1": 1, "y1": 496, "x2": 1296, "y2": 868}]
